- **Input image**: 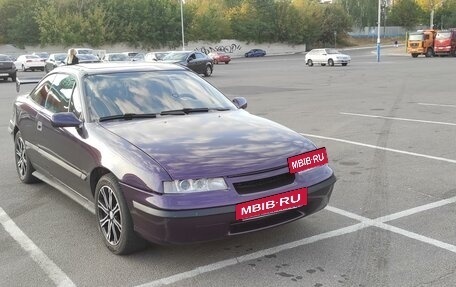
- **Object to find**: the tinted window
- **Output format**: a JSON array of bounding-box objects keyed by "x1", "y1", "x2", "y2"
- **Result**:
[
  {"x1": 44, "y1": 74, "x2": 76, "y2": 113},
  {"x1": 195, "y1": 53, "x2": 206, "y2": 59},
  {"x1": 30, "y1": 75, "x2": 57, "y2": 107},
  {"x1": 0, "y1": 55, "x2": 11, "y2": 61}
]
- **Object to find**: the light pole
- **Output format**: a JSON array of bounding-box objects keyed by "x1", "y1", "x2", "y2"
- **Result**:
[
  {"x1": 180, "y1": 0, "x2": 185, "y2": 51},
  {"x1": 376, "y1": 0, "x2": 381, "y2": 62}
]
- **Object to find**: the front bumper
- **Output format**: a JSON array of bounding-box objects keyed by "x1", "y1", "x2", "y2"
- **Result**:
[{"x1": 125, "y1": 174, "x2": 336, "y2": 245}]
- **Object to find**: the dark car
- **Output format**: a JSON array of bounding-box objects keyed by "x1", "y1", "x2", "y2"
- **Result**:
[
  {"x1": 9, "y1": 63, "x2": 336, "y2": 254},
  {"x1": 245, "y1": 49, "x2": 266, "y2": 57},
  {"x1": 0, "y1": 54, "x2": 17, "y2": 82},
  {"x1": 162, "y1": 51, "x2": 213, "y2": 76},
  {"x1": 45, "y1": 53, "x2": 67, "y2": 73}
]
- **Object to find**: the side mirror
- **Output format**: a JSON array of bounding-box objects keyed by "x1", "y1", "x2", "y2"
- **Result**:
[
  {"x1": 51, "y1": 112, "x2": 82, "y2": 128},
  {"x1": 232, "y1": 97, "x2": 248, "y2": 109}
]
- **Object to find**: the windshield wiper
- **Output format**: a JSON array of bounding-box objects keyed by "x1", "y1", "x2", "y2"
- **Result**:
[
  {"x1": 160, "y1": 107, "x2": 231, "y2": 116},
  {"x1": 99, "y1": 113, "x2": 157, "y2": 122},
  {"x1": 160, "y1": 108, "x2": 209, "y2": 115}
]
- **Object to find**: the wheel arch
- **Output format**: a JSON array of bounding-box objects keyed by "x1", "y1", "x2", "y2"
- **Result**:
[{"x1": 89, "y1": 167, "x2": 113, "y2": 198}]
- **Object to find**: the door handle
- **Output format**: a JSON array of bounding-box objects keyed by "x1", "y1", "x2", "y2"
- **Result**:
[{"x1": 37, "y1": 121, "x2": 42, "y2": 131}]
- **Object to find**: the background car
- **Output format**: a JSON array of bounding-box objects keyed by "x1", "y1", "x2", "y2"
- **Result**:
[
  {"x1": 102, "y1": 53, "x2": 131, "y2": 62},
  {"x1": 122, "y1": 52, "x2": 139, "y2": 60},
  {"x1": 9, "y1": 62, "x2": 335, "y2": 255},
  {"x1": 45, "y1": 53, "x2": 67, "y2": 73},
  {"x1": 305, "y1": 48, "x2": 351, "y2": 67},
  {"x1": 32, "y1": 52, "x2": 50, "y2": 61},
  {"x1": 162, "y1": 51, "x2": 213, "y2": 76},
  {"x1": 244, "y1": 49, "x2": 266, "y2": 57},
  {"x1": 14, "y1": 54, "x2": 45, "y2": 71},
  {"x1": 208, "y1": 52, "x2": 231, "y2": 64},
  {"x1": 0, "y1": 54, "x2": 17, "y2": 82},
  {"x1": 77, "y1": 54, "x2": 102, "y2": 64},
  {"x1": 144, "y1": 51, "x2": 169, "y2": 62}
]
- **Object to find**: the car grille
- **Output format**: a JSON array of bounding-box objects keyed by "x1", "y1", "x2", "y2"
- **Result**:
[
  {"x1": 232, "y1": 172, "x2": 295, "y2": 195},
  {"x1": 0, "y1": 62, "x2": 13, "y2": 71},
  {"x1": 410, "y1": 43, "x2": 419, "y2": 48}
]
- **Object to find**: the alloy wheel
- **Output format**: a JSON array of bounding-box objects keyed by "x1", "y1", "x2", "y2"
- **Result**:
[
  {"x1": 97, "y1": 185, "x2": 122, "y2": 246},
  {"x1": 15, "y1": 136, "x2": 27, "y2": 180}
]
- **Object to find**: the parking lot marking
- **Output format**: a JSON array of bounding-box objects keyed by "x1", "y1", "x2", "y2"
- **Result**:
[
  {"x1": 0, "y1": 207, "x2": 76, "y2": 287},
  {"x1": 418, "y1": 103, "x2": 456, "y2": 108},
  {"x1": 327, "y1": 199, "x2": 456, "y2": 254},
  {"x1": 137, "y1": 195, "x2": 456, "y2": 287},
  {"x1": 340, "y1": 112, "x2": 456, "y2": 126},
  {"x1": 135, "y1": 222, "x2": 367, "y2": 287},
  {"x1": 300, "y1": 133, "x2": 456, "y2": 164}
]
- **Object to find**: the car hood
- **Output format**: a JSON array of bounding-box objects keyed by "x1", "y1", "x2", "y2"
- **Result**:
[{"x1": 101, "y1": 110, "x2": 316, "y2": 179}]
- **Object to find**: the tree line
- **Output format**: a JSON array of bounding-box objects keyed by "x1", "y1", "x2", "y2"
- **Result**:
[{"x1": 1, "y1": 0, "x2": 456, "y2": 49}]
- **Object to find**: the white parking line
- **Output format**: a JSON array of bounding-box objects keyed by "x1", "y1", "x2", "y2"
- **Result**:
[
  {"x1": 340, "y1": 112, "x2": 456, "y2": 126},
  {"x1": 0, "y1": 207, "x2": 75, "y2": 287},
  {"x1": 300, "y1": 133, "x2": 456, "y2": 164},
  {"x1": 418, "y1": 103, "x2": 456, "y2": 108},
  {"x1": 136, "y1": 194, "x2": 456, "y2": 287}
]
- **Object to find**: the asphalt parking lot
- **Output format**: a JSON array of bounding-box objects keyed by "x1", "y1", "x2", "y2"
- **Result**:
[{"x1": 1, "y1": 47, "x2": 455, "y2": 287}]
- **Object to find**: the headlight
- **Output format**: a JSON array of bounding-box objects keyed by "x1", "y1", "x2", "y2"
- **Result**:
[{"x1": 163, "y1": 178, "x2": 228, "y2": 193}]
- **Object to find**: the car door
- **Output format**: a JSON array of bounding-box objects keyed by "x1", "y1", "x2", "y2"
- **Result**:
[
  {"x1": 186, "y1": 52, "x2": 200, "y2": 73},
  {"x1": 16, "y1": 74, "x2": 57, "y2": 172},
  {"x1": 195, "y1": 52, "x2": 208, "y2": 74},
  {"x1": 34, "y1": 73, "x2": 95, "y2": 199}
]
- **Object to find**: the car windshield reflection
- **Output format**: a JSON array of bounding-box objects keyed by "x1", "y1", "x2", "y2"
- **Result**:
[{"x1": 84, "y1": 70, "x2": 235, "y2": 121}]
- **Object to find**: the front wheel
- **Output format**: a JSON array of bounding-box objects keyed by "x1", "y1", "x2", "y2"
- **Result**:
[
  {"x1": 307, "y1": 59, "x2": 313, "y2": 66},
  {"x1": 204, "y1": 65, "x2": 212, "y2": 77},
  {"x1": 425, "y1": 48, "x2": 434, "y2": 57},
  {"x1": 328, "y1": 59, "x2": 334, "y2": 66},
  {"x1": 411, "y1": 53, "x2": 418, "y2": 58},
  {"x1": 95, "y1": 173, "x2": 146, "y2": 255},
  {"x1": 342, "y1": 63, "x2": 348, "y2": 66},
  {"x1": 14, "y1": 131, "x2": 39, "y2": 183}
]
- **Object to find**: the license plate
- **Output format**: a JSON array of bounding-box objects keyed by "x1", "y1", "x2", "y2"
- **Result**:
[
  {"x1": 0, "y1": 73, "x2": 8, "y2": 76},
  {"x1": 235, "y1": 188, "x2": 307, "y2": 220}
]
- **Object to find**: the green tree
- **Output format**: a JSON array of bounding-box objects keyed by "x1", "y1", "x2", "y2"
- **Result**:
[{"x1": 388, "y1": 0, "x2": 426, "y2": 30}]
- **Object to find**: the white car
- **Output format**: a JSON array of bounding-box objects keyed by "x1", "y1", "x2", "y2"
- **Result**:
[
  {"x1": 305, "y1": 48, "x2": 351, "y2": 67},
  {"x1": 15, "y1": 55, "x2": 45, "y2": 71}
]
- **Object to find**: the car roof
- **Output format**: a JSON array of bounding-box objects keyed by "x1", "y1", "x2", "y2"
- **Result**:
[{"x1": 51, "y1": 62, "x2": 187, "y2": 76}]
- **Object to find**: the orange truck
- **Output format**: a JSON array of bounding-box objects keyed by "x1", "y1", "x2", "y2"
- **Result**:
[
  {"x1": 434, "y1": 29, "x2": 456, "y2": 56},
  {"x1": 407, "y1": 29, "x2": 437, "y2": 57}
]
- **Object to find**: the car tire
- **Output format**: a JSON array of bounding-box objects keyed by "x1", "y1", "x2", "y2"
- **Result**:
[
  {"x1": 307, "y1": 59, "x2": 313, "y2": 66},
  {"x1": 412, "y1": 53, "x2": 418, "y2": 58},
  {"x1": 342, "y1": 63, "x2": 348, "y2": 66},
  {"x1": 11, "y1": 73, "x2": 16, "y2": 82},
  {"x1": 22, "y1": 64, "x2": 26, "y2": 72},
  {"x1": 425, "y1": 48, "x2": 434, "y2": 58},
  {"x1": 328, "y1": 59, "x2": 334, "y2": 66},
  {"x1": 14, "y1": 131, "x2": 39, "y2": 184},
  {"x1": 204, "y1": 65, "x2": 212, "y2": 77},
  {"x1": 95, "y1": 173, "x2": 147, "y2": 255},
  {"x1": 214, "y1": 59, "x2": 218, "y2": 64},
  {"x1": 225, "y1": 61, "x2": 229, "y2": 64}
]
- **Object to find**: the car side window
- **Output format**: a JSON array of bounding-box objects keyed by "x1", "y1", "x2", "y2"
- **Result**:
[
  {"x1": 195, "y1": 53, "x2": 205, "y2": 59},
  {"x1": 30, "y1": 74, "x2": 56, "y2": 107},
  {"x1": 44, "y1": 74, "x2": 76, "y2": 113}
]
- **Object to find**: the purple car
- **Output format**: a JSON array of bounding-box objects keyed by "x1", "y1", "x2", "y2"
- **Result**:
[{"x1": 9, "y1": 63, "x2": 336, "y2": 254}]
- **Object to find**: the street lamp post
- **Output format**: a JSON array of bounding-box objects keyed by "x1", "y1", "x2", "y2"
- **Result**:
[
  {"x1": 376, "y1": 0, "x2": 381, "y2": 62},
  {"x1": 180, "y1": 0, "x2": 185, "y2": 51}
]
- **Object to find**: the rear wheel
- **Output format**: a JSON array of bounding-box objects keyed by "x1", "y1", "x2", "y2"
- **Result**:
[
  {"x1": 342, "y1": 63, "x2": 348, "y2": 66},
  {"x1": 225, "y1": 61, "x2": 229, "y2": 64},
  {"x1": 204, "y1": 65, "x2": 212, "y2": 77},
  {"x1": 14, "y1": 131, "x2": 39, "y2": 183},
  {"x1": 95, "y1": 173, "x2": 147, "y2": 255},
  {"x1": 328, "y1": 59, "x2": 334, "y2": 66},
  {"x1": 307, "y1": 59, "x2": 313, "y2": 66}
]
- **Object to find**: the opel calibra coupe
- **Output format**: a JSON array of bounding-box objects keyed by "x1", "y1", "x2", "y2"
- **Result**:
[{"x1": 9, "y1": 63, "x2": 336, "y2": 254}]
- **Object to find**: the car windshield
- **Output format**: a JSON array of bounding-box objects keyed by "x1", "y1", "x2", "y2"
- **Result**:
[
  {"x1": 409, "y1": 34, "x2": 423, "y2": 41},
  {"x1": 35, "y1": 52, "x2": 49, "y2": 58},
  {"x1": 79, "y1": 54, "x2": 98, "y2": 60},
  {"x1": 326, "y1": 49, "x2": 340, "y2": 54},
  {"x1": 84, "y1": 70, "x2": 236, "y2": 121},
  {"x1": 0, "y1": 55, "x2": 11, "y2": 61},
  {"x1": 55, "y1": 54, "x2": 67, "y2": 61},
  {"x1": 436, "y1": 32, "x2": 451, "y2": 39},
  {"x1": 163, "y1": 53, "x2": 188, "y2": 61},
  {"x1": 77, "y1": 49, "x2": 93, "y2": 55},
  {"x1": 108, "y1": 54, "x2": 130, "y2": 61}
]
